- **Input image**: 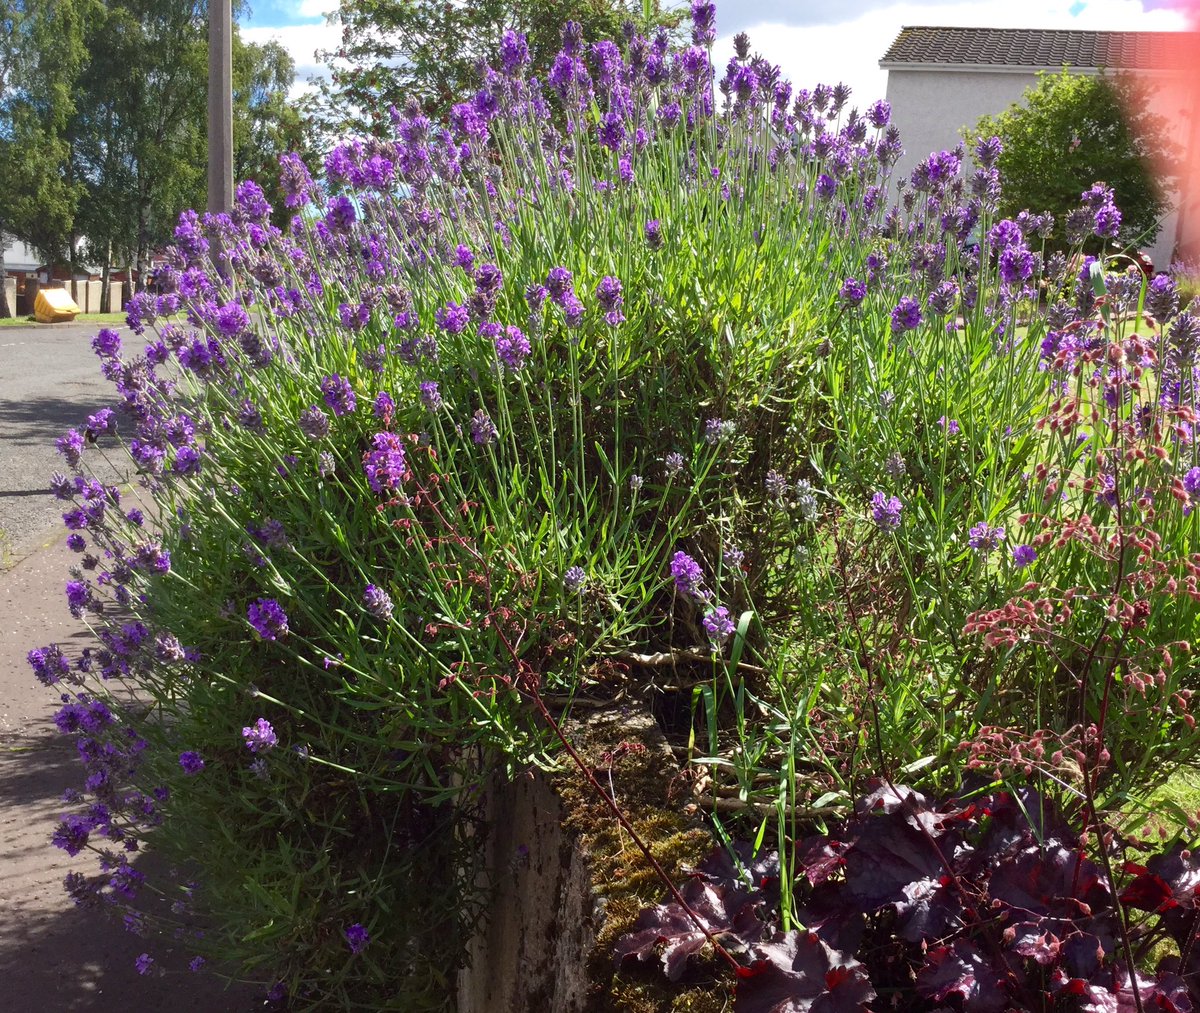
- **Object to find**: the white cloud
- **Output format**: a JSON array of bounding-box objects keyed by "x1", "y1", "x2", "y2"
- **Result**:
[
  {"x1": 294, "y1": 0, "x2": 336, "y2": 18},
  {"x1": 715, "y1": 0, "x2": 1190, "y2": 115},
  {"x1": 243, "y1": 22, "x2": 339, "y2": 95}
]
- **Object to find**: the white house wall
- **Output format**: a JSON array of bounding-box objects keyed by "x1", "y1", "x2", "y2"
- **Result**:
[{"x1": 884, "y1": 65, "x2": 1184, "y2": 272}]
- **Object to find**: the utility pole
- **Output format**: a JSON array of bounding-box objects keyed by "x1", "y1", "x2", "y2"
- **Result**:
[{"x1": 207, "y1": 0, "x2": 233, "y2": 216}]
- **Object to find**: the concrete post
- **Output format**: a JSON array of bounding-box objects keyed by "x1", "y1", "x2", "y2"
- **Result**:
[
  {"x1": 87, "y1": 281, "x2": 101, "y2": 314},
  {"x1": 207, "y1": 0, "x2": 233, "y2": 217},
  {"x1": 3, "y1": 278, "x2": 16, "y2": 317}
]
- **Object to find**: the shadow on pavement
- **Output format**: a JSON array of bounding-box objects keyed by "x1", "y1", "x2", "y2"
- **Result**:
[
  {"x1": 0, "y1": 394, "x2": 112, "y2": 449},
  {"x1": 0, "y1": 727, "x2": 263, "y2": 1012}
]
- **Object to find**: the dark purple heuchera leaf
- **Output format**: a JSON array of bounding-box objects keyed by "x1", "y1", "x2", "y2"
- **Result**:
[
  {"x1": 794, "y1": 835, "x2": 847, "y2": 887},
  {"x1": 616, "y1": 783, "x2": 1200, "y2": 1011},
  {"x1": 695, "y1": 840, "x2": 783, "y2": 909},
  {"x1": 614, "y1": 874, "x2": 765, "y2": 981},
  {"x1": 989, "y1": 843, "x2": 1109, "y2": 922},
  {"x1": 735, "y1": 930, "x2": 875, "y2": 1013},
  {"x1": 915, "y1": 940, "x2": 1008, "y2": 1012},
  {"x1": 842, "y1": 816, "x2": 949, "y2": 910},
  {"x1": 892, "y1": 874, "x2": 960, "y2": 943},
  {"x1": 1122, "y1": 844, "x2": 1200, "y2": 917},
  {"x1": 1006, "y1": 921, "x2": 1062, "y2": 965},
  {"x1": 794, "y1": 882, "x2": 866, "y2": 956},
  {"x1": 855, "y1": 780, "x2": 927, "y2": 815},
  {"x1": 1061, "y1": 931, "x2": 1105, "y2": 979},
  {"x1": 1151, "y1": 973, "x2": 1194, "y2": 1013},
  {"x1": 1077, "y1": 970, "x2": 1192, "y2": 1013},
  {"x1": 968, "y1": 787, "x2": 1072, "y2": 873},
  {"x1": 1118, "y1": 866, "x2": 1174, "y2": 914},
  {"x1": 856, "y1": 779, "x2": 974, "y2": 838}
]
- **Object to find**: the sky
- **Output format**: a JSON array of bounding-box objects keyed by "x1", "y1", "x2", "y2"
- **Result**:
[{"x1": 241, "y1": 0, "x2": 1194, "y2": 106}]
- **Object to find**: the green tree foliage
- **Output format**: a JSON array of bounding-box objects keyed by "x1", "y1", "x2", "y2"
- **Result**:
[
  {"x1": 72, "y1": 0, "x2": 209, "y2": 289},
  {"x1": 0, "y1": 0, "x2": 89, "y2": 313},
  {"x1": 234, "y1": 37, "x2": 308, "y2": 227},
  {"x1": 73, "y1": 2, "x2": 302, "y2": 286},
  {"x1": 971, "y1": 69, "x2": 1179, "y2": 253},
  {"x1": 307, "y1": 0, "x2": 683, "y2": 135},
  {"x1": 1, "y1": 0, "x2": 301, "y2": 308}
]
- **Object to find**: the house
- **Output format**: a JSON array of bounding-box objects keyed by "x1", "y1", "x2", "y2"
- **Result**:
[
  {"x1": 0, "y1": 235, "x2": 131, "y2": 314},
  {"x1": 0, "y1": 236, "x2": 41, "y2": 277},
  {"x1": 1, "y1": 236, "x2": 43, "y2": 315},
  {"x1": 879, "y1": 26, "x2": 1200, "y2": 271}
]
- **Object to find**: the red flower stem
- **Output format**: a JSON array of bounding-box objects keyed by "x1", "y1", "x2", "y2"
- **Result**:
[{"x1": 1071, "y1": 391, "x2": 1144, "y2": 1013}]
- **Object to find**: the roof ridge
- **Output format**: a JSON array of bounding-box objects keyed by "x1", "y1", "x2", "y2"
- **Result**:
[
  {"x1": 881, "y1": 25, "x2": 1197, "y2": 69},
  {"x1": 896, "y1": 25, "x2": 1190, "y2": 34}
]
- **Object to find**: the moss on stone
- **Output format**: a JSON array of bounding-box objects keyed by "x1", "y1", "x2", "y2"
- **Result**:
[{"x1": 550, "y1": 707, "x2": 736, "y2": 1012}]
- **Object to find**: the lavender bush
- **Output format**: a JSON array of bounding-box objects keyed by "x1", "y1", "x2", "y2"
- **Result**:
[{"x1": 31, "y1": 2, "x2": 1200, "y2": 1007}]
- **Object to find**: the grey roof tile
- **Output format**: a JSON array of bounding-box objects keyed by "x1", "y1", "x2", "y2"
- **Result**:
[{"x1": 881, "y1": 26, "x2": 1195, "y2": 70}]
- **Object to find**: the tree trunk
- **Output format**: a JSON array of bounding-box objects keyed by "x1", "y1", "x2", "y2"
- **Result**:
[
  {"x1": 135, "y1": 244, "x2": 146, "y2": 293},
  {"x1": 0, "y1": 227, "x2": 10, "y2": 319},
  {"x1": 134, "y1": 177, "x2": 148, "y2": 292},
  {"x1": 100, "y1": 242, "x2": 111, "y2": 314}
]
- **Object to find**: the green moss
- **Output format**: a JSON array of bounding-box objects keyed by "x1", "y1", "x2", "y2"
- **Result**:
[{"x1": 550, "y1": 708, "x2": 736, "y2": 1012}]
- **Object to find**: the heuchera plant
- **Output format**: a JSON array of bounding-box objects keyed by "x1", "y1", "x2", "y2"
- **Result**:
[{"x1": 618, "y1": 782, "x2": 1200, "y2": 1012}]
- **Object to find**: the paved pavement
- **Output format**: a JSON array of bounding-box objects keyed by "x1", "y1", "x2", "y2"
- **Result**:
[
  {"x1": 0, "y1": 322, "x2": 128, "y2": 566},
  {"x1": 0, "y1": 321, "x2": 259, "y2": 1009}
]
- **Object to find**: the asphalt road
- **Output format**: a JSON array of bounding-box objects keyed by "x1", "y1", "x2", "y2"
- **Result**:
[{"x1": 0, "y1": 322, "x2": 130, "y2": 565}]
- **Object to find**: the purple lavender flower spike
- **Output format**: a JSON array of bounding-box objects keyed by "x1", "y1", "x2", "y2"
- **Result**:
[
  {"x1": 344, "y1": 923, "x2": 370, "y2": 954},
  {"x1": 546, "y1": 267, "x2": 574, "y2": 305},
  {"x1": 840, "y1": 278, "x2": 866, "y2": 306},
  {"x1": 563, "y1": 566, "x2": 586, "y2": 593},
  {"x1": 670, "y1": 551, "x2": 705, "y2": 598},
  {"x1": 435, "y1": 301, "x2": 470, "y2": 333},
  {"x1": 490, "y1": 323, "x2": 531, "y2": 370},
  {"x1": 703, "y1": 606, "x2": 735, "y2": 643},
  {"x1": 890, "y1": 297, "x2": 922, "y2": 334},
  {"x1": 28, "y1": 644, "x2": 71, "y2": 686},
  {"x1": 470, "y1": 409, "x2": 498, "y2": 445},
  {"x1": 596, "y1": 276, "x2": 625, "y2": 326},
  {"x1": 1012, "y1": 544, "x2": 1037, "y2": 568},
  {"x1": 52, "y1": 813, "x2": 91, "y2": 855},
  {"x1": 179, "y1": 751, "x2": 205, "y2": 775},
  {"x1": 373, "y1": 391, "x2": 395, "y2": 421},
  {"x1": 420, "y1": 381, "x2": 443, "y2": 411},
  {"x1": 56, "y1": 429, "x2": 85, "y2": 469},
  {"x1": 247, "y1": 599, "x2": 289, "y2": 641},
  {"x1": 870, "y1": 492, "x2": 902, "y2": 532},
  {"x1": 92, "y1": 329, "x2": 122, "y2": 359},
  {"x1": 298, "y1": 406, "x2": 330, "y2": 441},
  {"x1": 967, "y1": 522, "x2": 1005, "y2": 554},
  {"x1": 363, "y1": 584, "x2": 394, "y2": 620},
  {"x1": 321, "y1": 374, "x2": 357, "y2": 417},
  {"x1": 242, "y1": 717, "x2": 278, "y2": 753},
  {"x1": 363, "y1": 432, "x2": 407, "y2": 493},
  {"x1": 690, "y1": 0, "x2": 716, "y2": 45}
]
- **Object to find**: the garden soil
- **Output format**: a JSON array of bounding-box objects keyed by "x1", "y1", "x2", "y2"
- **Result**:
[{"x1": 0, "y1": 529, "x2": 257, "y2": 1011}]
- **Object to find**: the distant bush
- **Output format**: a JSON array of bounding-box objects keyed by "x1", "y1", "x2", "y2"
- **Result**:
[{"x1": 971, "y1": 69, "x2": 1178, "y2": 254}]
